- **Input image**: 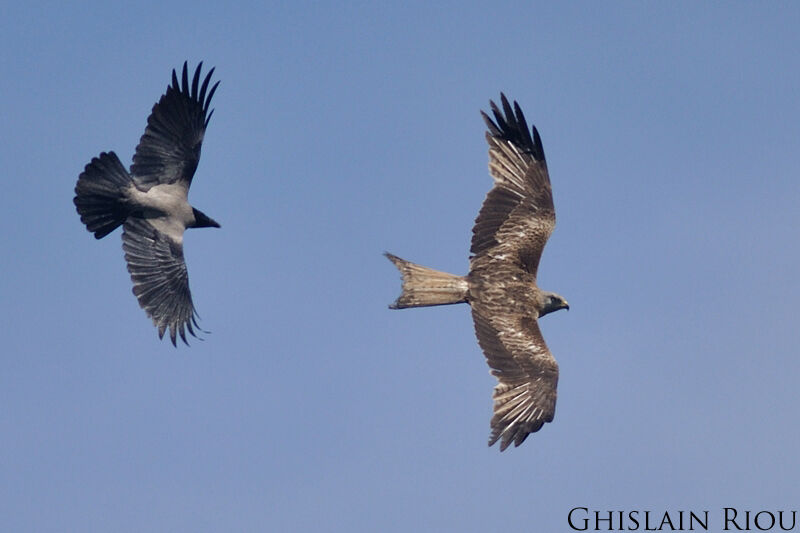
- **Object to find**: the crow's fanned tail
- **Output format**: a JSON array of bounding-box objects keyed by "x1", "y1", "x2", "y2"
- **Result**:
[{"x1": 74, "y1": 151, "x2": 133, "y2": 239}]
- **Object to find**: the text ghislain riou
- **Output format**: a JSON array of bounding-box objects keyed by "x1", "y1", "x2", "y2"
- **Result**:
[{"x1": 567, "y1": 507, "x2": 797, "y2": 531}]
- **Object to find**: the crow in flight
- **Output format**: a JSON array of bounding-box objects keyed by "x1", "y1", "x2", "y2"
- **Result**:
[{"x1": 74, "y1": 62, "x2": 220, "y2": 345}]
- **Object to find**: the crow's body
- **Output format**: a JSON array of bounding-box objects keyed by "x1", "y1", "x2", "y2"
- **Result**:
[{"x1": 74, "y1": 62, "x2": 220, "y2": 345}]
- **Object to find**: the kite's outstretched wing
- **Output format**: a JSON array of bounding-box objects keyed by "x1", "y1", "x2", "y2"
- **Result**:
[
  {"x1": 131, "y1": 61, "x2": 219, "y2": 191},
  {"x1": 471, "y1": 308, "x2": 558, "y2": 451},
  {"x1": 471, "y1": 94, "x2": 555, "y2": 278}
]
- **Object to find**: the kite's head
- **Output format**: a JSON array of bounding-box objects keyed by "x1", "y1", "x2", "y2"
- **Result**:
[{"x1": 538, "y1": 291, "x2": 569, "y2": 318}]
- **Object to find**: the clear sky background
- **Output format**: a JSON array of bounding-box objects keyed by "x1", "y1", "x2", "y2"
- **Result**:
[{"x1": 2, "y1": 2, "x2": 799, "y2": 531}]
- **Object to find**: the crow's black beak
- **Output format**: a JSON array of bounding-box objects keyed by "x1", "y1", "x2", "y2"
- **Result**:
[{"x1": 192, "y1": 208, "x2": 220, "y2": 228}]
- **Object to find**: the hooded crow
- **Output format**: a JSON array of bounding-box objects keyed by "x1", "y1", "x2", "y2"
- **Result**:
[{"x1": 74, "y1": 62, "x2": 221, "y2": 346}]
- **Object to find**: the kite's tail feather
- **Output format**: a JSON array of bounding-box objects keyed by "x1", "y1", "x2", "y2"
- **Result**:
[
  {"x1": 385, "y1": 252, "x2": 469, "y2": 309},
  {"x1": 74, "y1": 151, "x2": 133, "y2": 239}
]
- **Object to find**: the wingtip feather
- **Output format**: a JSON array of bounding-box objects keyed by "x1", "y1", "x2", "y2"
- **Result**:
[
  {"x1": 181, "y1": 62, "x2": 189, "y2": 95},
  {"x1": 191, "y1": 62, "x2": 202, "y2": 99}
]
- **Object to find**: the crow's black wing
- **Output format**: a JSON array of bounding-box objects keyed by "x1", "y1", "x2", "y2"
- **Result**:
[
  {"x1": 122, "y1": 217, "x2": 200, "y2": 345},
  {"x1": 130, "y1": 62, "x2": 219, "y2": 191}
]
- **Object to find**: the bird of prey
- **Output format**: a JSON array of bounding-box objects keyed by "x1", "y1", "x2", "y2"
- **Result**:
[
  {"x1": 74, "y1": 62, "x2": 221, "y2": 346},
  {"x1": 386, "y1": 94, "x2": 568, "y2": 450}
]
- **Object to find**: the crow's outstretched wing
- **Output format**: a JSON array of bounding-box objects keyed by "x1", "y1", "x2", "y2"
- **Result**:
[
  {"x1": 130, "y1": 62, "x2": 219, "y2": 192},
  {"x1": 122, "y1": 218, "x2": 200, "y2": 345}
]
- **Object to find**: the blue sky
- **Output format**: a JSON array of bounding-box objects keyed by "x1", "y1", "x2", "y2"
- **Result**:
[{"x1": 2, "y1": 2, "x2": 799, "y2": 531}]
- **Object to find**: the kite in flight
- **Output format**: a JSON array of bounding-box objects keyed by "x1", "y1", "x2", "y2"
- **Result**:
[
  {"x1": 386, "y1": 94, "x2": 569, "y2": 450},
  {"x1": 74, "y1": 62, "x2": 221, "y2": 345}
]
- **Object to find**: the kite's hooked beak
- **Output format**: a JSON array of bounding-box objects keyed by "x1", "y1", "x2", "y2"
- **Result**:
[{"x1": 562, "y1": 301, "x2": 570, "y2": 311}]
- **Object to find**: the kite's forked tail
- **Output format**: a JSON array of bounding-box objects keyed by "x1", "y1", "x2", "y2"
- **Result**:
[
  {"x1": 385, "y1": 252, "x2": 469, "y2": 309},
  {"x1": 74, "y1": 151, "x2": 133, "y2": 239}
]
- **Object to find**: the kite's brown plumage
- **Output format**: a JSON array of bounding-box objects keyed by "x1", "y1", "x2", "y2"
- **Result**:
[{"x1": 387, "y1": 94, "x2": 568, "y2": 450}]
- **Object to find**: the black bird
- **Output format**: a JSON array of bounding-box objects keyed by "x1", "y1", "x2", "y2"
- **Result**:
[{"x1": 74, "y1": 62, "x2": 220, "y2": 345}]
